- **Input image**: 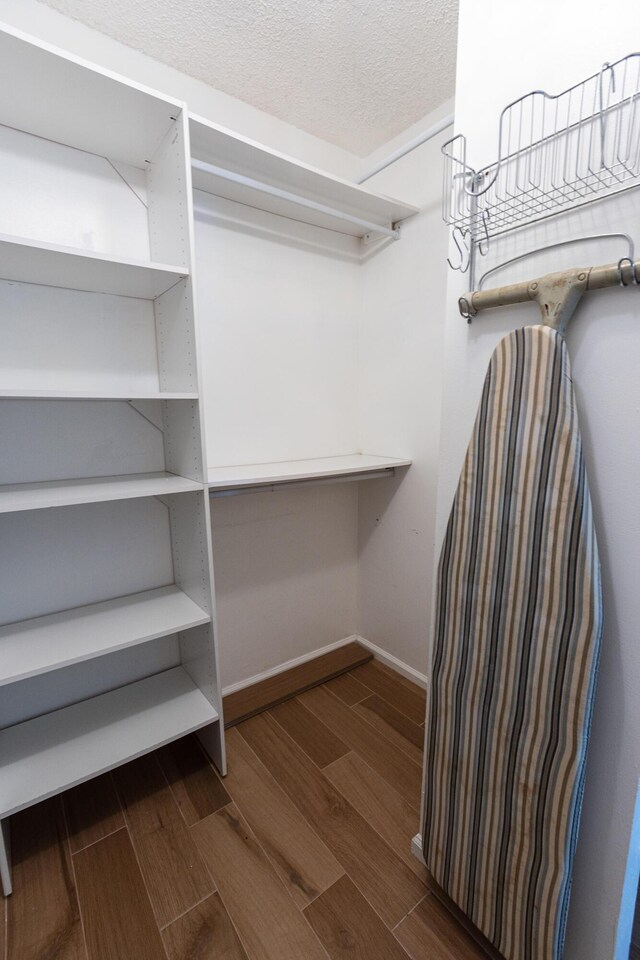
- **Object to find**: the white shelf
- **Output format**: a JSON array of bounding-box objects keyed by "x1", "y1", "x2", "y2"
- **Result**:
[
  {"x1": 207, "y1": 454, "x2": 412, "y2": 492},
  {"x1": 0, "y1": 234, "x2": 188, "y2": 299},
  {"x1": 190, "y1": 114, "x2": 419, "y2": 239},
  {"x1": 0, "y1": 586, "x2": 210, "y2": 687},
  {"x1": 0, "y1": 667, "x2": 218, "y2": 818},
  {"x1": 0, "y1": 24, "x2": 181, "y2": 166},
  {"x1": 0, "y1": 472, "x2": 203, "y2": 514},
  {"x1": 0, "y1": 390, "x2": 198, "y2": 400}
]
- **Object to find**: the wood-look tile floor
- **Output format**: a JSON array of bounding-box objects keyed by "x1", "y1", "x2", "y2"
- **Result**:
[{"x1": 2, "y1": 661, "x2": 488, "y2": 960}]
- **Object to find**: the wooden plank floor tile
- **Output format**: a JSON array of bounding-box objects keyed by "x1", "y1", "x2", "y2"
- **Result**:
[
  {"x1": 224, "y1": 727, "x2": 343, "y2": 908},
  {"x1": 351, "y1": 662, "x2": 426, "y2": 724},
  {"x1": 73, "y1": 827, "x2": 165, "y2": 960},
  {"x1": 192, "y1": 803, "x2": 328, "y2": 960},
  {"x1": 156, "y1": 734, "x2": 230, "y2": 826},
  {"x1": 238, "y1": 712, "x2": 425, "y2": 929},
  {"x1": 1, "y1": 896, "x2": 5, "y2": 960},
  {"x1": 224, "y1": 641, "x2": 372, "y2": 727},
  {"x1": 113, "y1": 752, "x2": 215, "y2": 928},
  {"x1": 323, "y1": 672, "x2": 370, "y2": 706},
  {"x1": 353, "y1": 695, "x2": 424, "y2": 765},
  {"x1": 269, "y1": 697, "x2": 349, "y2": 768},
  {"x1": 7, "y1": 798, "x2": 86, "y2": 960},
  {"x1": 162, "y1": 892, "x2": 249, "y2": 960},
  {"x1": 304, "y1": 874, "x2": 411, "y2": 960},
  {"x1": 64, "y1": 772, "x2": 124, "y2": 854},
  {"x1": 299, "y1": 685, "x2": 422, "y2": 808},
  {"x1": 394, "y1": 895, "x2": 489, "y2": 960},
  {"x1": 373, "y1": 661, "x2": 426, "y2": 695},
  {"x1": 324, "y1": 752, "x2": 425, "y2": 880}
]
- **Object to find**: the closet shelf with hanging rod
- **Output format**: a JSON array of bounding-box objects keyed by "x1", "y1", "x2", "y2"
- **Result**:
[
  {"x1": 207, "y1": 454, "x2": 412, "y2": 497},
  {"x1": 189, "y1": 114, "x2": 419, "y2": 243},
  {"x1": 443, "y1": 51, "x2": 640, "y2": 282}
]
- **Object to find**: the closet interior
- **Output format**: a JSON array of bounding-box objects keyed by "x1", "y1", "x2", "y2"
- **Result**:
[{"x1": 0, "y1": 23, "x2": 419, "y2": 894}]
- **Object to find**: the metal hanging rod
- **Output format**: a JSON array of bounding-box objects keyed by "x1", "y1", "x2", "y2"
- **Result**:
[
  {"x1": 458, "y1": 256, "x2": 640, "y2": 333},
  {"x1": 208, "y1": 467, "x2": 399, "y2": 498},
  {"x1": 191, "y1": 158, "x2": 399, "y2": 240},
  {"x1": 357, "y1": 112, "x2": 454, "y2": 184}
]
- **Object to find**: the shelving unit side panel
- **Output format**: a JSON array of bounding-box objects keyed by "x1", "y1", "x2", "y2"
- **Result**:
[
  {"x1": 0, "y1": 498, "x2": 174, "y2": 624},
  {"x1": 147, "y1": 112, "x2": 190, "y2": 269},
  {"x1": 154, "y1": 279, "x2": 198, "y2": 394},
  {"x1": 167, "y1": 491, "x2": 212, "y2": 613},
  {"x1": 0, "y1": 634, "x2": 180, "y2": 729},
  {"x1": 167, "y1": 490, "x2": 225, "y2": 772},
  {"x1": 0, "y1": 400, "x2": 166, "y2": 485},
  {"x1": 0, "y1": 279, "x2": 160, "y2": 394},
  {"x1": 162, "y1": 399, "x2": 204, "y2": 482}
]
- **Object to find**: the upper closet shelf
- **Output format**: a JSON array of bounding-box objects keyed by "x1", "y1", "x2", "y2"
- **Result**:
[
  {"x1": 0, "y1": 234, "x2": 188, "y2": 299},
  {"x1": 0, "y1": 24, "x2": 181, "y2": 166},
  {"x1": 208, "y1": 454, "x2": 412, "y2": 495},
  {"x1": 189, "y1": 114, "x2": 419, "y2": 241}
]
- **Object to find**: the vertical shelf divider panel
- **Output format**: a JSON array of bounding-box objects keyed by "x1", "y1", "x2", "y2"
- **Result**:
[
  {"x1": 179, "y1": 108, "x2": 227, "y2": 772},
  {"x1": 0, "y1": 26, "x2": 225, "y2": 897}
]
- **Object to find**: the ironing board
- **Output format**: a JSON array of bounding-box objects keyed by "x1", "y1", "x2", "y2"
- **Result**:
[{"x1": 422, "y1": 324, "x2": 602, "y2": 960}]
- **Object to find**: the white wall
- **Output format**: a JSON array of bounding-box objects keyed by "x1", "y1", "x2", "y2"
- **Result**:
[
  {"x1": 438, "y1": 5, "x2": 640, "y2": 957},
  {"x1": 194, "y1": 191, "x2": 362, "y2": 690},
  {"x1": 0, "y1": 0, "x2": 359, "y2": 179},
  {"x1": 357, "y1": 100, "x2": 453, "y2": 682}
]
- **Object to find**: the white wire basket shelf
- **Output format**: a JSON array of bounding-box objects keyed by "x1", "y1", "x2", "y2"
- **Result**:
[{"x1": 443, "y1": 52, "x2": 640, "y2": 251}]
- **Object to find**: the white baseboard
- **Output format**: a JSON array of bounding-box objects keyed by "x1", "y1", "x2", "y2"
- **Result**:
[
  {"x1": 221, "y1": 635, "x2": 361, "y2": 696},
  {"x1": 221, "y1": 633, "x2": 428, "y2": 697},
  {"x1": 411, "y1": 834, "x2": 425, "y2": 864},
  {"x1": 353, "y1": 635, "x2": 428, "y2": 690}
]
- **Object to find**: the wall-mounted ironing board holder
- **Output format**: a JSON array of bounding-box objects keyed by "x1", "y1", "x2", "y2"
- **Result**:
[
  {"x1": 443, "y1": 51, "x2": 640, "y2": 290},
  {"x1": 458, "y1": 257, "x2": 640, "y2": 333}
]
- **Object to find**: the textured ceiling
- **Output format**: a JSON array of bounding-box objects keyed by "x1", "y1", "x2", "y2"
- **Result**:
[{"x1": 37, "y1": 0, "x2": 457, "y2": 155}]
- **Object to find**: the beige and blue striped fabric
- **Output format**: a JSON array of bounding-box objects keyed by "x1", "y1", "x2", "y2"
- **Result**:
[{"x1": 423, "y1": 324, "x2": 602, "y2": 960}]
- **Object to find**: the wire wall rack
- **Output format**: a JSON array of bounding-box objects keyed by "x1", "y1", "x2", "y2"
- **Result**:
[{"x1": 443, "y1": 52, "x2": 640, "y2": 279}]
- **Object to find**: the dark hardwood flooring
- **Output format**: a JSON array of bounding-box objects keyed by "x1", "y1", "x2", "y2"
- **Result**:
[{"x1": 2, "y1": 659, "x2": 490, "y2": 960}]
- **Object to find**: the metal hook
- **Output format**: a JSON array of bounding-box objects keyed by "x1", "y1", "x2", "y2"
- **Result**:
[
  {"x1": 618, "y1": 256, "x2": 633, "y2": 286},
  {"x1": 458, "y1": 295, "x2": 476, "y2": 324},
  {"x1": 477, "y1": 210, "x2": 491, "y2": 257},
  {"x1": 447, "y1": 226, "x2": 471, "y2": 273}
]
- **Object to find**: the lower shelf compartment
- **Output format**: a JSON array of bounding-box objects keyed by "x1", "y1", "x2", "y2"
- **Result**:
[
  {"x1": 0, "y1": 667, "x2": 218, "y2": 819},
  {"x1": 0, "y1": 585, "x2": 211, "y2": 687}
]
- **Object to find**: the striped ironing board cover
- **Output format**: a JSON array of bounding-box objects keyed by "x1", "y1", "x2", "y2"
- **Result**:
[{"x1": 423, "y1": 324, "x2": 602, "y2": 960}]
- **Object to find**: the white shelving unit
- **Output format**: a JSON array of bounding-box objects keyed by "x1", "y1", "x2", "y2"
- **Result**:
[
  {"x1": 207, "y1": 454, "x2": 412, "y2": 494},
  {"x1": 190, "y1": 113, "x2": 419, "y2": 241},
  {"x1": 0, "y1": 24, "x2": 225, "y2": 896}
]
